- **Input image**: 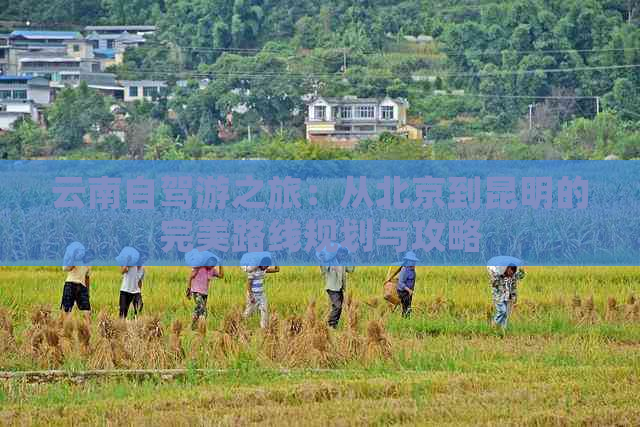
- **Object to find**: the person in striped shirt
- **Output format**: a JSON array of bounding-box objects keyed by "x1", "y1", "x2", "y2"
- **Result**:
[{"x1": 242, "y1": 257, "x2": 279, "y2": 329}]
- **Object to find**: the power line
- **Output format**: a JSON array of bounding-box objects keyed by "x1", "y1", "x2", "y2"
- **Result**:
[
  {"x1": 615, "y1": 108, "x2": 640, "y2": 118},
  {"x1": 436, "y1": 63, "x2": 640, "y2": 77},
  {"x1": 108, "y1": 62, "x2": 640, "y2": 80},
  {"x1": 71, "y1": 76, "x2": 604, "y2": 102},
  {"x1": 440, "y1": 46, "x2": 640, "y2": 58},
  {"x1": 136, "y1": 40, "x2": 640, "y2": 59}
]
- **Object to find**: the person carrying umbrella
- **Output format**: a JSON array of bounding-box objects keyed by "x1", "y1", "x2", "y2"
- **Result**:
[
  {"x1": 318, "y1": 243, "x2": 354, "y2": 329},
  {"x1": 487, "y1": 256, "x2": 526, "y2": 330},
  {"x1": 387, "y1": 251, "x2": 419, "y2": 318},
  {"x1": 186, "y1": 250, "x2": 224, "y2": 330}
]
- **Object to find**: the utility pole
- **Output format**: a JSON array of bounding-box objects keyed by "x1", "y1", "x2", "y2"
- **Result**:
[
  {"x1": 596, "y1": 97, "x2": 600, "y2": 115},
  {"x1": 342, "y1": 48, "x2": 347, "y2": 74},
  {"x1": 528, "y1": 104, "x2": 534, "y2": 130},
  {"x1": 247, "y1": 125, "x2": 252, "y2": 142}
]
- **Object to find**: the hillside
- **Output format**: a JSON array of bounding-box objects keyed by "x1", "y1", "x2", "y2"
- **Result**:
[{"x1": 1, "y1": 1, "x2": 640, "y2": 159}]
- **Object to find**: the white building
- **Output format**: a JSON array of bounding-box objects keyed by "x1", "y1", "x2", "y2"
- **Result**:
[
  {"x1": 120, "y1": 80, "x2": 168, "y2": 102},
  {"x1": 0, "y1": 100, "x2": 39, "y2": 131},
  {"x1": 305, "y1": 96, "x2": 423, "y2": 147}
]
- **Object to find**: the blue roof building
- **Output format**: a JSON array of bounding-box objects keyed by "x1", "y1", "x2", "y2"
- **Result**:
[{"x1": 10, "y1": 30, "x2": 82, "y2": 40}]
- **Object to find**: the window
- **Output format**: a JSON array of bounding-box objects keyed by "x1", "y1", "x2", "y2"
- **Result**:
[
  {"x1": 73, "y1": 44, "x2": 80, "y2": 52},
  {"x1": 91, "y1": 63, "x2": 101, "y2": 73},
  {"x1": 107, "y1": 39, "x2": 115, "y2": 49},
  {"x1": 0, "y1": 90, "x2": 11, "y2": 99},
  {"x1": 340, "y1": 106, "x2": 352, "y2": 119},
  {"x1": 356, "y1": 125, "x2": 375, "y2": 132},
  {"x1": 355, "y1": 105, "x2": 375, "y2": 119},
  {"x1": 0, "y1": 49, "x2": 5, "y2": 59},
  {"x1": 91, "y1": 40, "x2": 99, "y2": 49},
  {"x1": 129, "y1": 86, "x2": 138, "y2": 97},
  {"x1": 313, "y1": 105, "x2": 326, "y2": 121},
  {"x1": 381, "y1": 106, "x2": 394, "y2": 120},
  {"x1": 13, "y1": 90, "x2": 27, "y2": 100},
  {"x1": 143, "y1": 86, "x2": 158, "y2": 97}
]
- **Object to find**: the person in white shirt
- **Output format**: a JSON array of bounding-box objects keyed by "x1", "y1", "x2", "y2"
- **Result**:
[{"x1": 118, "y1": 249, "x2": 146, "y2": 319}]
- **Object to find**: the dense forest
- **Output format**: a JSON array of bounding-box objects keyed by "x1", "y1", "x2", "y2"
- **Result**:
[{"x1": 1, "y1": 0, "x2": 640, "y2": 159}]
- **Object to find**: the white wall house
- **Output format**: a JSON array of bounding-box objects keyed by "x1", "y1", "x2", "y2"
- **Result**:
[
  {"x1": 120, "y1": 80, "x2": 168, "y2": 102},
  {"x1": 0, "y1": 101, "x2": 39, "y2": 131},
  {"x1": 305, "y1": 96, "x2": 415, "y2": 147}
]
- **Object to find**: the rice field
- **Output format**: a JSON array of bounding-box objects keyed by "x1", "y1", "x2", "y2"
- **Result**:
[{"x1": 1, "y1": 266, "x2": 640, "y2": 426}]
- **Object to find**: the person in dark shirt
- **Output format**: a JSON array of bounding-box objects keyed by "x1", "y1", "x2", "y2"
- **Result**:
[{"x1": 392, "y1": 251, "x2": 418, "y2": 318}]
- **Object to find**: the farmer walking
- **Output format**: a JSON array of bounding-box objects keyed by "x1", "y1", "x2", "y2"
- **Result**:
[
  {"x1": 117, "y1": 247, "x2": 146, "y2": 319},
  {"x1": 319, "y1": 245, "x2": 354, "y2": 329},
  {"x1": 242, "y1": 252, "x2": 279, "y2": 329},
  {"x1": 487, "y1": 256, "x2": 526, "y2": 330},
  {"x1": 387, "y1": 251, "x2": 418, "y2": 318},
  {"x1": 186, "y1": 251, "x2": 224, "y2": 330},
  {"x1": 61, "y1": 242, "x2": 94, "y2": 321}
]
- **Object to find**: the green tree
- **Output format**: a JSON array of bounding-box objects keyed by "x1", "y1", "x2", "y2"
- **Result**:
[
  {"x1": 231, "y1": 0, "x2": 264, "y2": 48},
  {"x1": 9, "y1": 118, "x2": 49, "y2": 158},
  {"x1": 603, "y1": 78, "x2": 640, "y2": 120},
  {"x1": 145, "y1": 123, "x2": 177, "y2": 160},
  {"x1": 47, "y1": 83, "x2": 114, "y2": 152},
  {"x1": 96, "y1": 134, "x2": 127, "y2": 159},
  {"x1": 169, "y1": 82, "x2": 223, "y2": 144},
  {"x1": 553, "y1": 113, "x2": 622, "y2": 159}
]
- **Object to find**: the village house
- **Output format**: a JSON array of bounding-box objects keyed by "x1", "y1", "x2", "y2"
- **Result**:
[
  {"x1": 0, "y1": 75, "x2": 51, "y2": 105},
  {"x1": 0, "y1": 100, "x2": 40, "y2": 131},
  {"x1": 50, "y1": 72, "x2": 125, "y2": 100},
  {"x1": 0, "y1": 34, "x2": 9, "y2": 74},
  {"x1": 84, "y1": 25, "x2": 156, "y2": 38},
  {"x1": 305, "y1": 96, "x2": 425, "y2": 148},
  {"x1": 7, "y1": 30, "x2": 101, "y2": 77},
  {"x1": 85, "y1": 25, "x2": 154, "y2": 69},
  {"x1": 0, "y1": 75, "x2": 52, "y2": 130},
  {"x1": 120, "y1": 80, "x2": 168, "y2": 102}
]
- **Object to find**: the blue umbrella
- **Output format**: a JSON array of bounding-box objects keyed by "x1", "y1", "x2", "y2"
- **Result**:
[{"x1": 487, "y1": 256, "x2": 524, "y2": 276}]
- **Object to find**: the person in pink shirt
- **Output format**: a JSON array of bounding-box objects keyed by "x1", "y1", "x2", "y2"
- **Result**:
[{"x1": 187, "y1": 256, "x2": 224, "y2": 330}]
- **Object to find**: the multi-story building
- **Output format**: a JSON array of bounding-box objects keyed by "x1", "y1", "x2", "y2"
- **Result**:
[
  {"x1": 0, "y1": 75, "x2": 51, "y2": 105},
  {"x1": 85, "y1": 26, "x2": 151, "y2": 69},
  {"x1": 7, "y1": 30, "x2": 101, "y2": 77},
  {"x1": 8, "y1": 30, "x2": 82, "y2": 51},
  {"x1": 305, "y1": 96, "x2": 423, "y2": 147},
  {"x1": 0, "y1": 34, "x2": 9, "y2": 74}
]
